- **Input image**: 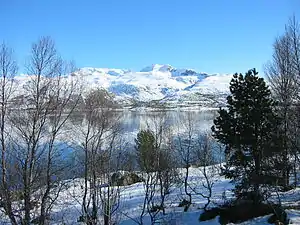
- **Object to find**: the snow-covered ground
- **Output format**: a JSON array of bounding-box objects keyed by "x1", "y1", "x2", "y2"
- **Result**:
[{"x1": 10, "y1": 166, "x2": 297, "y2": 225}]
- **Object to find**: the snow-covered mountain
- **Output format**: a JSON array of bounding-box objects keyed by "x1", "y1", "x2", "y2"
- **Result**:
[{"x1": 72, "y1": 64, "x2": 232, "y2": 107}]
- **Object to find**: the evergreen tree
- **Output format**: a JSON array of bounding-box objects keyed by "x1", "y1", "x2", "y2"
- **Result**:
[
  {"x1": 212, "y1": 68, "x2": 282, "y2": 204},
  {"x1": 135, "y1": 129, "x2": 159, "y2": 172}
]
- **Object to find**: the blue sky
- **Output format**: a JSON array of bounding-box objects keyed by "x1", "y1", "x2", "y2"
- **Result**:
[{"x1": 0, "y1": 0, "x2": 299, "y2": 74}]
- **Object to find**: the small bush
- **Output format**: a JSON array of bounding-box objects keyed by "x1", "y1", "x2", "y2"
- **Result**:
[
  {"x1": 199, "y1": 201, "x2": 282, "y2": 224},
  {"x1": 178, "y1": 199, "x2": 190, "y2": 207},
  {"x1": 267, "y1": 206, "x2": 289, "y2": 225},
  {"x1": 199, "y1": 207, "x2": 220, "y2": 221},
  {"x1": 280, "y1": 185, "x2": 294, "y2": 192},
  {"x1": 218, "y1": 202, "x2": 275, "y2": 224},
  {"x1": 178, "y1": 199, "x2": 191, "y2": 212},
  {"x1": 110, "y1": 172, "x2": 144, "y2": 186},
  {"x1": 150, "y1": 204, "x2": 164, "y2": 213}
]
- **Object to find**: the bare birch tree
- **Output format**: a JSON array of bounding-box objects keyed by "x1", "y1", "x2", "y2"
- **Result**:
[
  {"x1": 76, "y1": 88, "x2": 121, "y2": 225},
  {"x1": 7, "y1": 36, "x2": 79, "y2": 225},
  {"x1": 0, "y1": 43, "x2": 18, "y2": 225},
  {"x1": 265, "y1": 15, "x2": 300, "y2": 188},
  {"x1": 194, "y1": 134, "x2": 217, "y2": 211},
  {"x1": 175, "y1": 112, "x2": 197, "y2": 210},
  {"x1": 36, "y1": 60, "x2": 80, "y2": 225}
]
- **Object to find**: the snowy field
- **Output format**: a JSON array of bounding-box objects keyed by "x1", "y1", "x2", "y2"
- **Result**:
[{"x1": 3, "y1": 166, "x2": 298, "y2": 225}]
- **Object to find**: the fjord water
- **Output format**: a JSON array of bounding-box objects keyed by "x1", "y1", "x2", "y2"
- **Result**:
[
  {"x1": 59, "y1": 109, "x2": 223, "y2": 178},
  {"x1": 118, "y1": 109, "x2": 219, "y2": 141}
]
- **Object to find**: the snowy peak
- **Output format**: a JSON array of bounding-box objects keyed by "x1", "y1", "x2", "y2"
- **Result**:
[
  {"x1": 139, "y1": 64, "x2": 205, "y2": 77},
  {"x1": 140, "y1": 64, "x2": 173, "y2": 73}
]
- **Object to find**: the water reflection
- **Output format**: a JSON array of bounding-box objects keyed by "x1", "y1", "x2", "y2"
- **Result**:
[
  {"x1": 62, "y1": 109, "x2": 223, "y2": 177},
  {"x1": 67, "y1": 109, "x2": 218, "y2": 138}
]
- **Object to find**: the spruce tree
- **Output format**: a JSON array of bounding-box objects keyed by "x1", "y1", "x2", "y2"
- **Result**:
[
  {"x1": 135, "y1": 129, "x2": 158, "y2": 172},
  {"x1": 212, "y1": 68, "x2": 282, "y2": 204}
]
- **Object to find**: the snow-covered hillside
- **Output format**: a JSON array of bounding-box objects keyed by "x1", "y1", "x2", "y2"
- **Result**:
[{"x1": 71, "y1": 64, "x2": 232, "y2": 107}]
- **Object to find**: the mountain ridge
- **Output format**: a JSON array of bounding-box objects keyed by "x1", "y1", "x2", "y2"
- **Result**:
[
  {"x1": 74, "y1": 64, "x2": 232, "y2": 107},
  {"x1": 13, "y1": 64, "x2": 232, "y2": 108}
]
